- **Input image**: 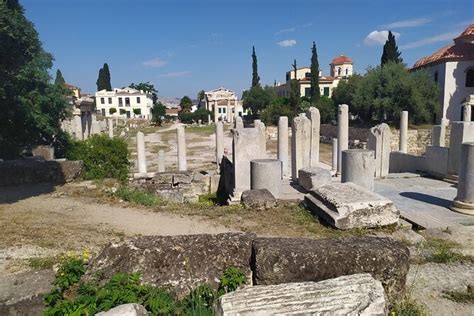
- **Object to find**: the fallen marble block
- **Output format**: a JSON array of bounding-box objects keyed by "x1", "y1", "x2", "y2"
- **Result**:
[
  {"x1": 305, "y1": 182, "x2": 399, "y2": 229},
  {"x1": 298, "y1": 167, "x2": 332, "y2": 191},
  {"x1": 216, "y1": 273, "x2": 386, "y2": 316},
  {"x1": 96, "y1": 303, "x2": 148, "y2": 316}
]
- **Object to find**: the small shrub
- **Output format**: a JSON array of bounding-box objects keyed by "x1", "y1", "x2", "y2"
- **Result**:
[
  {"x1": 389, "y1": 295, "x2": 427, "y2": 316},
  {"x1": 217, "y1": 266, "x2": 246, "y2": 295},
  {"x1": 423, "y1": 237, "x2": 474, "y2": 264},
  {"x1": 443, "y1": 285, "x2": 474, "y2": 303},
  {"x1": 109, "y1": 107, "x2": 117, "y2": 115},
  {"x1": 66, "y1": 134, "x2": 130, "y2": 181},
  {"x1": 198, "y1": 192, "x2": 218, "y2": 207},
  {"x1": 114, "y1": 186, "x2": 162, "y2": 207},
  {"x1": 133, "y1": 108, "x2": 141, "y2": 115}
]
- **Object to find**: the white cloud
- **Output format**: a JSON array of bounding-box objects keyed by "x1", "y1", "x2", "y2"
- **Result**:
[
  {"x1": 364, "y1": 30, "x2": 400, "y2": 46},
  {"x1": 158, "y1": 71, "x2": 191, "y2": 78},
  {"x1": 384, "y1": 18, "x2": 431, "y2": 28},
  {"x1": 400, "y1": 31, "x2": 459, "y2": 49},
  {"x1": 142, "y1": 57, "x2": 167, "y2": 68},
  {"x1": 275, "y1": 22, "x2": 312, "y2": 35},
  {"x1": 277, "y1": 39, "x2": 297, "y2": 47}
]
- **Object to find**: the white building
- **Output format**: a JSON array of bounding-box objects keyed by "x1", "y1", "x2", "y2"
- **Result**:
[
  {"x1": 412, "y1": 24, "x2": 474, "y2": 122},
  {"x1": 274, "y1": 55, "x2": 353, "y2": 98},
  {"x1": 203, "y1": 87, "x2": 245, "y2": 123},
  {"x1": 95, "y1": 87, "x2": 154, "y2": 119}
]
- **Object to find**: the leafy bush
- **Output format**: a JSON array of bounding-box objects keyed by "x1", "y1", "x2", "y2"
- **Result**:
[
  {"x1": 179, "y1": 108, "x2": 212, "y2": 124},
  {"x1": 44, "y1": 265, "x2": 246, "y2": 315},
  {"x1": 109, "y1": 107, "x2": 117, "y2": 115},
  {"x1": 133, "y1": 108, "x2": 141, "y2": 115},
  {"x1": 114, "y1": 186, "x2": 163, "y2": 207},
  {"x1": 66, "y1": 134, "x2": 130, "y2": 181}
]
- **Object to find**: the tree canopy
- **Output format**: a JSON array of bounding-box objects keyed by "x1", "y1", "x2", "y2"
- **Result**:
[
  {"x1": 332, "y1": 62, "x2": 438, "y2": 124},
  {"x1": 381, "y1": 31, "x2": 403, "y2": 66},
  {"x1": 54, "y1": 69, "x2": 65, "y2": 85},
  {"x1": 179, "y1": 96, "x2": 193, "y2": 113},
  {"x1": 96, "y1": 63, "x2": 112, "y2": 91},
  {"x1": 309, "y1": 42, "x2": 320, "y2": 104},
  {"x1": 0, "y1": 0, "x2": 70, "y2": 159},
  {"x1": 242, "y1": 85, "x2": 275, "y2": 116},
  {"x1": 251, "y1": 46, "x2": 260, "y2": 87},
  {"x1": 130, "y1": 82, "x2": 158, "y2": 104}
]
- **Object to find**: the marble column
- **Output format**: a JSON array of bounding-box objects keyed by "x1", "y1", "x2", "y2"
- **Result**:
[
  {"x1": 306, "y1": 107, "x2": 320, "y2": 167},
  {"x1": 136, "y1": 131, "x2": 147, "y2": 174},
  {"x1": 108, "y1": 119, "x2": 114, "y2": 138},
  {"x1": 213, "y1": 100, "x2": 219, "y2": 124},
  {"x1": 177, "y1": 125, "x2": 187, "y2": 171},
  {"x1": 463, "y1": 104, "x2": 472, "y2": 122},
  {"x1": 341, "y1": 149, "x2": 375, "y2": 191},
  {"x1": 278, "y1": 116, "x2": 289, "y2": 178},
  {"x1": 452, "y1": 142, "x2": 474, "y2": 215},
  {"x1": 291, "y1": 114, "x2": 311, "y2": 180},
  {"x1": 337, "y1": 104, "x2": 349, "y2": 173},
  {"x1": 399, "y1": 111, "x2": 408, "y2": 153}
]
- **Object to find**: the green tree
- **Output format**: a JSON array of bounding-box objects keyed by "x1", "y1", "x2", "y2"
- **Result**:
[
  {"x1": 0, "y1": 1, "x2": 70, "y2": 159},
  {"x1": 197, "y1": 90, "x2": 206, "y2": 104},
  {"x1": 54, "y1": 69, "x2": 65, "y2": 85},
  {"x1": 289, "y1": 59, "x2": 300, "y2": 114},
  {"x1": 242, "y1": 85, "x2": 275, "y2": 117},
  {"x1": 130, "y1": 82, "x2": 158, "y2": 104},
  {"x1": 315, "y1": 96, "x2": 336, "y2": 123},
  {"x1": 151, "y1": 102, "x2": 166, "y2": 125},
  {"x1": 381, "y1": 31, "x2": 403, "y2": 66},
  {"x1": 309, "y1": 42, "x2": 320, "y2": 104},
  {"x1": 179, "y1": 96, "x2": 193, "y2": 113},
  {"x1": 96, "y1": 63, "x2": 112, "y2": 91},
  {"x1": 251, "y1": 46, "x2": 260, "y2": 87}
]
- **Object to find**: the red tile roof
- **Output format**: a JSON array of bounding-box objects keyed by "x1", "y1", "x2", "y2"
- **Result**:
[
  {"x1": 413, "y1": 24, "x2": 474, "y2": 69},
  {"x1": 331, "y1": 55, "x2": 352, "y2": 65}
]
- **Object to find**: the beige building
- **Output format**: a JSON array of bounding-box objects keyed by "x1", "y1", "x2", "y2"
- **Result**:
[
  {"x1": 412, "y1": 24, "x2": 474, "y2": 122},
  {"x1": 203, "y1": 87, "x2": 245, "y2": 123},
  {"x1": 274, "y1": 55, "x2": 353, "y2": 98}
]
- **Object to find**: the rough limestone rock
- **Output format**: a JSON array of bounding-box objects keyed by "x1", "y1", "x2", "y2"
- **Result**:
[
  {"x1": 298, "y1": 167, "x2": 332, "y2": 191},
  {"x1": 241, "y1": 189, "x2": 276, "y2": 209},
  {"x1": 252, "y1": 236, "x2": 409, "y2": 301},
  {"x1": 216, "y1": 274, "x2": 386, "y2": 316},
  {"x1": 86, "y1": 233, "x2": 254, "y2": 298},
  {"x1": 95, "y1": 304, "x2": 148, "y2": 316},
  {"x1": 305, "y1": 182, "x2": 399, "y2": 229}
]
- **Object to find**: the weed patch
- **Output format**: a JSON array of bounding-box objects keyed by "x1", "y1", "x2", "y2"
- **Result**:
[
  {"x1": 28, "y1": 256, "x2": 57, "y2": 269},
  {"x1": 443, "y1": 285, "x2": 474, "y2": 303},
  {"x1": 423, "y1": 237, "x2": 474, "y2": 264},
  {"x1": 114, "y1": 186, "x2": 163, "y2": 207}
]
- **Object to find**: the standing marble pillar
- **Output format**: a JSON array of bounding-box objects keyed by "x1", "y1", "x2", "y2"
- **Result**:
[
  {"x1": 291, "y1": 114, "x2": 311, "y2": 180},
  {"x1": 341, "y1": 149, "x2": 375, "y2": 191},
  {"x1": 115, "y1": 115, "x2": 119, "y2": 127},
  {"x1": 108, "y1": 119, "x2": 114, "y2": 138},
  {"x1": 337, "y1": 104, "x2": 349, "y2": 174},
  {"x1": 452, "y1": 142, "x2": 474, "y2": 215},
  {"x1": 207, "y1": 114, "x2": 211, "y2": 125},
  {"x1": 73, "y1": 115, "x2": 83, "y2": 140},
  {"x1": 463, "y1": 104, "x2": 472, "y2": 122},
  {"x1": 158, "y1": 150, "x2": 165, "y2": 173},
  {"x1": 306, "y1": 107, "x2": 320, "y2": 167},
  {"x1": 136, "y1": 131, "x2": 147, "y2": 174},
  {"x1": 216, "y1": 121, "x2": 224, "y2": 167},
  {"x1": 278, "y1": 116, "x2": 289, "y2": 178},
  {"x1": 368, "y1": 123, "x2": 391, "y2": 178},
  {"x1": 226, "y1": 99, "x2": 232, "y2": 123},
  {"x1": 213, "y1": 101, "x2": 219, "y2": 124},
  {"x1": 177, "y1": 125, "x2": 187, "y2": 171},
  {"x1": 235, "y1": 116, "x2": 244, "y2": 129},
  {"x1": 399, "y1": 111, "x2": 408, "y2": 153},
  {"x1": 332, "y1": 138, "x2": 338, "y2": 171}
]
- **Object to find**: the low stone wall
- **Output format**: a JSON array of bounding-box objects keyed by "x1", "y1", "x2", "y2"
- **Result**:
[
  {"x1": 133, "y1": 171, "x2": 219, "y2": 203},
  {"x1": 0, "y1": 158, "x2": 83, "y2": 186}
]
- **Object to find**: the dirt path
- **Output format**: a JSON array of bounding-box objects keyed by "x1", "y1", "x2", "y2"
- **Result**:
[{"x1": 0, "y1": 184, "x2": 234, "y2": 276}]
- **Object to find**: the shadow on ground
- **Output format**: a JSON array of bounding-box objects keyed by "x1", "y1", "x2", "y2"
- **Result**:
[
  {"x1": 0, "y1": 183, "x2": 56, "y2": 204},
  {"x1": 399, "y1": 192, "x2": 452, "y2": 208}
]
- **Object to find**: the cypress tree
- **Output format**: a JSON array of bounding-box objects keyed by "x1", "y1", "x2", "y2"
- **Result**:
[
  {"x1": 96, "y1": 63, "x2": 112, "y2": 91},
  {"x1": 381, "y1": 31, "x2": 403, "y2": 66},
  {"x1": 54, "y1": 69, "x2": 65, "y2": 85},
  {"x1": 251, "y1": 46, "x2": 260, "y2": 87},
  {"x1": 96, "y1": 67, "x2": 104, "y2": 91},
  {"x1": 309, "y1": 41, "x2": 320, "y2": 104}
]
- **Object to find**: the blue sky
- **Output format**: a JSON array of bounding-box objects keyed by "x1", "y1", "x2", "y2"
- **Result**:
[{"x1": 22, "y1": 0, "x2": 473, "y2": 98}]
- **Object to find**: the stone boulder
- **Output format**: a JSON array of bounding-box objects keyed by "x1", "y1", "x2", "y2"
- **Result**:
[
  {"x1": 216, "y1": 274, "x2": 386, "y2": 316},
  {"x1": 241, "y1": 189, "x2": 277, "y2": 209},
  {"x1": 95, "y1": 304, "x2": 148, "y2": 316},
  {"x1": 86, "y1": 233, "x2": 254, "y2": 298},
  {"x1": 252, "y1": 236, "x2": 409, "y2": 301},
  {"x1": 305, "y1": 182, "x2": 399, "y2": 229},
  {"x1": 298, "y1": 167, "x2": 332, "y2": 191}
]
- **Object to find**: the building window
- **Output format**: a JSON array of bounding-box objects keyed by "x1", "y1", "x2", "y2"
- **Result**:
[
  {"x1": 100, "y1": 97, "x2": 105, "y2": 104},
  {"x1": 218, "y1": 108, "x2": 221, "y2": 114},
  {"x1": 466, "y1": 69, "x2": 474, "y2": 87},
  {"x1": 305, "y1": 87, "x2": 311, "y2": 97},
  {"x1": 118, "y1": 98, "x2": 123, "y2": 107},
  {"x1": 223, "y1": 107, "x2": 226, "y2": 113},
  {"x1": 434, "y1": 71, "x2": 438, "y2": 83},
  {"x1": 137, "y1": 97, "x2": 141, "y2": 103},
  {"x1": 345, "y1": 68, "x2": 348, "y2": 75},
  {"x1": 125, "y1": 97, "x2": 130, "y2": 106},
  {"x1": 305, "y1": 72, "x2": 311, "y2": 78},
  {"x1": 337, "y1": 68, "x2": 341, "y2": 76},
  {"x1": 286, "y1": 73, "x2": 290, "y2": 81},
  {"x1": 324, "y1": 87, "x2": 330, "y2": 97}
]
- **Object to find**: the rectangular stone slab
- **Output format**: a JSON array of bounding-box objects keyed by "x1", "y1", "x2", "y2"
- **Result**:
[
  {"x1": 216, "y1": 274, "x2": 386, "y2": 316},
  {"x1": 305, "y1": 182, "x2": 399, "y2": 229}
]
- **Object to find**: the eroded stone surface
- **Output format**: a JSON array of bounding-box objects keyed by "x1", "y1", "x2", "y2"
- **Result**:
[
  {"x1": 253, "y1": 236, "x2": 409, "y2": 301},
  {"x1": 96, "y1": 303, "x2": 148, "y2": 316},
  {"x1": 216, "y1": 274, "x2": 386, "y2": 316},
  {"x1": 305, "y1": 182, "x2": 399, "y2": 229},
  {"x1": 86, "y1": 233, "x2": 254, "y2": 298},
  {"x1": 298, "y1": 167, "x2": 332, "y2": 191},
  {"x1": 241, "y1": 189, "x2": 276, "y2": 209}
]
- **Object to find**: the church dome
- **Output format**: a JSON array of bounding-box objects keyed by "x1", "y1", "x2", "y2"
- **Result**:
[{"x1": 331, "y1": 55, "x2": 353, "y2": 65}]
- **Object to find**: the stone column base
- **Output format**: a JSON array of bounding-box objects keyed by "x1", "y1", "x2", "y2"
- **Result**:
[{"x1": 451, "y1": 199, "x2": 474, "y2": 216}]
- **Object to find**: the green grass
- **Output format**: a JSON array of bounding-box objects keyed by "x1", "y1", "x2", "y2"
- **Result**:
[
  {"x1": 389, "y1": 295, "x2": 427, "y2": 316},
  {"x1": 28, "y1": 256, "x2": 57, "y2": 269},
  {"x1": 197, "y1": 192, "x2": 219, "y2": 207},
  {"x1": 443, "y1": 285, "x2": 474, "y2": 303},
  {"x1": 185, "y1": 125, "x2": 215, "y2": 135},
  {"x1": 423, "y1": 237, "x2": 474, "y2": 264},
  {"x1": 114, "y1": 186, "x2": 163, "y2": 207}
]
